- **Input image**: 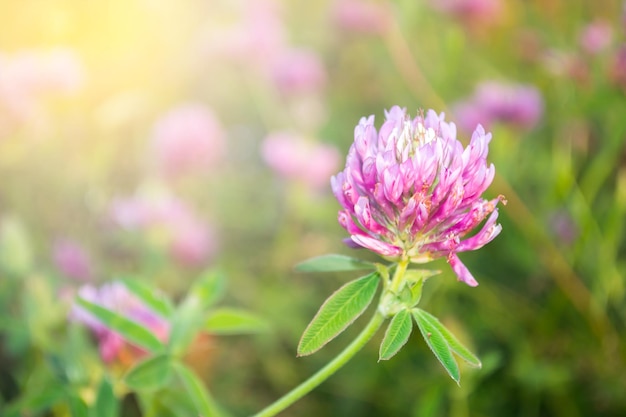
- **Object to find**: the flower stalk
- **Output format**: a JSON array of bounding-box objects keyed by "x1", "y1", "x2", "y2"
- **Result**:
[
  {"x1": 389, "y1": 258, "x2": 409, "y2": 293},
  {"x1": 251, "y1": 310, "x2": 386, "y2": 417}
]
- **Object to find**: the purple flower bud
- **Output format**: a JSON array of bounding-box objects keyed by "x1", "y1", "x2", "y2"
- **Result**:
[{"x1": 332, "y1": 106, "x2": 505, "y2": 285}]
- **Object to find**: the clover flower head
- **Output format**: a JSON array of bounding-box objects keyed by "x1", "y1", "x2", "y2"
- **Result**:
[
  {"x1": 71, "y1": 282, "x2": 169, "y2": 363},
  {"x1": 331, "y1": 106, "x2": 505, "y2": 286}
]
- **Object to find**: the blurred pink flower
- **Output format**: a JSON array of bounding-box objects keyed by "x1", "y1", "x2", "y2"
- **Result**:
[
  {"x1": 331, "y1": 0, "x2": 391, "y2": 35},
  {"x1": 203, "y1": 0, "x2": 287, "y2": 74},
  {"x1": 71, "y1": 282, "x2": 169, "y2": 363},
  {"x1": 150, "y1": 103, "x2": 226, "y2": 178},
  {"x1": 110, "y1": 192, "x2": 217, "y2": 267},
  {"x1": 271, "y1": 48, "x2": 327, "y2": 96},
  {"x1": 453, "y1": 81, "x2": 543, "y2": 132},
  {"x1": 261, "y1": 132, "x2": 340, "y2": 191},
  {"x1": 52, "y1": 239, "x2": 93, "y2": 282},
  {"x1": 579, "y1": 21, "x2": 613, "y2": 55},
  {"x1": 0, "y1": 48, "x2": 84, "y2": 129},
  {"x1": 428, "y1": 0, "x2": 503, "y2": 27},
  {"x1": 170, "y1": 215, "x2": 218, "y2": 267}
]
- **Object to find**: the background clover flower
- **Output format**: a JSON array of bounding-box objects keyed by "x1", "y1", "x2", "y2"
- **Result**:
[
  {"x1": 52, "y1": 238, "x2": 94, "y2": 282},
  {"x1": 149, "y1": 103, "x2": 226, "y2": 179},
  {"x1": 261, "y1": 131, "x2": 340, "y2": 191},
  {"x1": 453, "y1": 81, "x2": 544, "y2": 132},
  {"x1": 109, "y1": 190, "x2": 218, "y2": 268},
  {"x1": 70, "y1": 282, "x2": 169, "y2": 364},
  {"x1": 331, "y1": 106, "x2": 504, "y2": 286}
]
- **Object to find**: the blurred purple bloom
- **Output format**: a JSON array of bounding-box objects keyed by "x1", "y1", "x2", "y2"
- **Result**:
[
  {"x1": 332, "y1": 106, "x2": 505, "y2": 286},
  {"x1": 71, "y1": 282, "x2": 169, "y2": 363},
  {"x1": 331, "y1": 0, "x2": 391, "y2": 35},
  {"x1": 170, "y1": 215, "x2": 218, "y2": 267},
  {"x1": 52, "y1": 239, "x2": 93, "y2": 282},
  {"x1": 202, "y1": 0, "x2": 286, "y2": 74},
  {"x1": 261, "y1": 131, "x2": 340, "y2": 191},
  {"x1": 428, "y1": 0, "x2": 503, "y2": 27},
  {"x1": 271, "y1": 48, "x2": 327, "y2": 96},
  {"x1": 0, "y1": 48, "x2": 84, "y2": 134},
  {"x1": 150, "y1": 103, "x2": 226, "y2": 178},
  {"x1": 454, "y1": 81, "x2": 543, "y2": 132},
  {"x1": 110, "y1": 192, "x2": 217, "y2": 267},
  {"x1": 0, "y1": 48, "x2": 84, "y2": 99},
  {"x1": 579, "y1": 21, "x2": 613, "y2": 55}
]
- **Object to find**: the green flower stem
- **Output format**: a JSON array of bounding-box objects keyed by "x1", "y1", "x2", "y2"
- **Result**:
[
  {"x1": 251, "y1": 311, "x2": 386, "y2": 417},
  {"x1": 389, "y1": 258, "x2": 410, "y2": 293}
]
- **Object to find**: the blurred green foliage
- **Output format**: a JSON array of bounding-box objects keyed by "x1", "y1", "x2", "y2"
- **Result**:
[{"x1": 1, "y1": 0, "x2": 625, "y2": 416}]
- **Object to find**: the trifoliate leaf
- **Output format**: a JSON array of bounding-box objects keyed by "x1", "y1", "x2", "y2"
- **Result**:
[
  {"x1": 298, "y1": 272, "x2": 380, "y2": 356},
  {"x1": 379, "y1": 309, "x2": 413, "y2": 361},
  {"x1": 413, "y1": 309, "x2": 460, "y2": 384}
]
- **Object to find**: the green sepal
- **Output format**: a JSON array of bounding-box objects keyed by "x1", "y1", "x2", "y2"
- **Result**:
[{"x1": 404, "y1": 269, "x2": 441, "y2": 283}]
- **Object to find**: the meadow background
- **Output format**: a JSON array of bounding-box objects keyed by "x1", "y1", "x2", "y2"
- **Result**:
[{"x1": 1, "y1": 0, "x2": 625, "y2": 416}]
